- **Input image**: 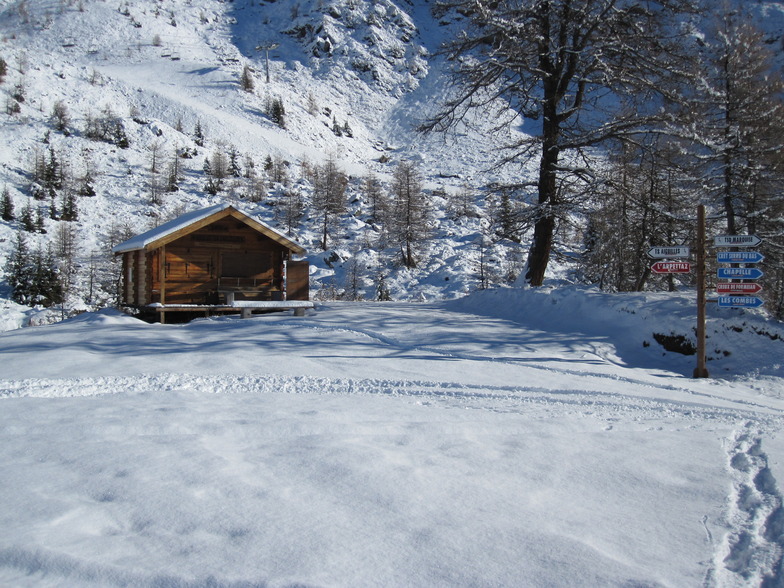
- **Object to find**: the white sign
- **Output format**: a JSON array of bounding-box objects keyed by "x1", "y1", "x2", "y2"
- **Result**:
[
  {"x1": 647, "y1": 246, "x2": 690, "y2": 259},
  {"x1": 714, "y1": 235, "x2": 762, "y2": 247}
]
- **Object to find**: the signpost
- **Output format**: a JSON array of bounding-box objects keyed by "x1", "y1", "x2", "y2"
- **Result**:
[
  {"x1": 717, "y1": 267, "x2": 764, "y2": 280},
  {"x1": 689, "y1": 215, "x2": 764, "y2": 378},
  {"x1": 714, "y1": 234, "x2": 762, "y2": 247},
  {"x1": 717, "y1": 296, "x2": 765, "y2": 309},
  {"x1": 716, "y1": 283, "x2": 762, "y2": 295},
  {"x1": 693, "y1": 205, "x2": 708, "y2": 378},
  {"x1": 648, "y1": 246, "x2": 690, "y2": 259},
  {"x1": 716, "y1": 251, "x2": 764, "y2": 264},
  {"x1": 651, "y1": 261, "x2": 691, "y2": 274}
]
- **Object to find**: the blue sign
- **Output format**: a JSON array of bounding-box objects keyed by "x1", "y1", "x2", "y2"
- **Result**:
[
  {"x1": 717, "y1": 251, "x2": 764, "y2": 264},
  {"x1": 717, "y1": 296, "x2": 764, "y2": 309},
  {"x1": 717, "y1": 267, "x2": 764, "y2": 280}
]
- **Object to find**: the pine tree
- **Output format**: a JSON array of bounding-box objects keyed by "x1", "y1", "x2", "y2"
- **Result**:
[
  {"x1": 48, "y1": 195, "x2": 58, "y2": 220},
  {"x1": 35, "y1": 207, "x2": 46, "y2": 233},
  {"x1": 488, "y1": 188, "x2": 521, "y2": 243},
  {"x1": 5, "y1": 230, "x2": 32, "y2": 304},
  {"x1": 375, "y1": 273, "x2": 391, "y2": 301},
  {"x1": 240, "y1": 65, "x2": 255, "y2": 92},
  {"x1": 194, "y1": 120, "x2": 205, "y2": 146},
  {"x1": 44, "y1": 146, "x2": 63, "y2": 198},
  {"x1": 0, "y1": 186, "x2": 14, "y2": 221},
  {"x1": 29, "y1": 244, "x2": 62, "y2": 307},
  {"x1": 228, "y1": 146, "x2": 242, "y2": 178},
  {"x1": 19, "y1": 202, "x2": 36, "y2": 232},
  {"x1": 332, "y1": 116, "x2": 343, "y2": 137},
  {"x1": 60, "y1": 191, "x2": 78, "y2": 221},
  {"x1": 267, "y1": 97, "x2": 286, "y2": 128}
]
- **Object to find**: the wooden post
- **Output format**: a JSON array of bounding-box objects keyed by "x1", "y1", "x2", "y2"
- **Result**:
[
  {"x1": 160, "y1": 245, "x2": 166, "y2": 325},
  {"x1": 693, "y1": 205, "x2": 709, "y2": 378}
]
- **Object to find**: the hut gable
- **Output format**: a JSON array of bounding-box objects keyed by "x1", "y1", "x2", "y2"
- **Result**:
[
  {"x1": 112, "y1": 203, "x2": 305, "y2": 256},
  {"x1": 113, "y1": 205, "x2": 309, "y2": 314}
]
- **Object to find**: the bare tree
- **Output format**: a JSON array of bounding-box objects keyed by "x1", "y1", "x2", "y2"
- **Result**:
[
  {"x1": 691, "y1": 12, "x2": 784, "y2": 236},
  {"x1": 390, "y1": 160, "x2": 429, "y2": 268},
  {"x1": 422, "y1": 0, "x2": 696, "y2": 285},
  {"x1": 311, "y1": 155, "x2": 347, "y2": 250}
]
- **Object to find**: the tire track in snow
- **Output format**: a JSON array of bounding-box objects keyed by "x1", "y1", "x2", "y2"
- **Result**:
[
  {"x1": 707, "y1": 422, "x2": 784, "y2": 586},
  {"x1": 1, "y1": 374, "x2": 781, "y2": 426}
]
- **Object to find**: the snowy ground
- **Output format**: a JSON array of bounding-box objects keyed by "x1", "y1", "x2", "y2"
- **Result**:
[{"x1": 2, "y1": 287, "x2": 784, "y2": 586}]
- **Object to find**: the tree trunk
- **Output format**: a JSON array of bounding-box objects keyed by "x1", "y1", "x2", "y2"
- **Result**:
[
  {"x1": 525, "y1": 107, "x2": 559, "y2": 286},
  {"x1": 321, "y1": 211, "x2": 329, "y2": 251}
]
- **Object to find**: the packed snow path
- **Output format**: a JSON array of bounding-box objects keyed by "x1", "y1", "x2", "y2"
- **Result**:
[{"x1": 2, "y1": 297, "x2": 784, "y2": 587}]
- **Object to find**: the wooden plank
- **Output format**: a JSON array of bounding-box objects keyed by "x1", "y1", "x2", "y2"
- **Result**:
[
  {"x1": 286, "y1": 260, "x2": 310, "y2": 301},
  {"x1": 160, "y1": 244, "x2": 166, "y2": 306}
]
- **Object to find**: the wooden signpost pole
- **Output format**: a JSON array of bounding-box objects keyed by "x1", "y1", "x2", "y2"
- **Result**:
[{"x1": 693, "y1": 205, "x2": 709, "y2": 378}]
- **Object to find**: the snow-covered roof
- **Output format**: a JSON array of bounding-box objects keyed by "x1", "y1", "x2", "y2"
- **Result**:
[{"x1": 111, "y1": 204, "x2": 306, "y2": 255}]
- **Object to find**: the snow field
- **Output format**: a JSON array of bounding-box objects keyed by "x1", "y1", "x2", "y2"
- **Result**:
[{"x1": 1, "y1": 291, "x2": 784, "y2": 586}]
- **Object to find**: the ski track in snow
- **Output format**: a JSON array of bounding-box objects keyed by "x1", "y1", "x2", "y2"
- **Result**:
[
  {"x1": 286, "y1": 323, "x2": 784, "y2": 416},
  {"x1": 1, "y1": 372, "x2": 781, "y2": 429}
]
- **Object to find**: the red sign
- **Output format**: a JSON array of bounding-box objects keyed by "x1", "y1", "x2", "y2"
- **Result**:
[
  {"x1": 651, "y1": 261, "x2": 691, "y2": 274},
  {"x1": 716, "y1": 282, "x2": 762, "y2": 295}
]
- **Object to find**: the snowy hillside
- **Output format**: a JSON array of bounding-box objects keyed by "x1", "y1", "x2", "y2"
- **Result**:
[
  {"x1": 1, "y1": 287, "x2": 784, "y2": 586},
  {"x1": 0, "y1": 0, "x2": 532, "y2": 328},
  {"x1": 2, "y1": 0, "x2": 784, "y2": 327}
]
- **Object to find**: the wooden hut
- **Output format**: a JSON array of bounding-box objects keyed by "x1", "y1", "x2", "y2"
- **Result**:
[{"x1": 113, "y1": 204, "x2": 311, "y2": 322}]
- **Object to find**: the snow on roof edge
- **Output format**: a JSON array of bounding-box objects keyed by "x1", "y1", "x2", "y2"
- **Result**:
[{"x1": 111, "y1": 204, "x2": 305, "y2": 254}]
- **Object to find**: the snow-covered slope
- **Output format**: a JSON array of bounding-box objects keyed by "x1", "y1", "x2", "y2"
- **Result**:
[
  {"x1": 0, "y1": 0, "x2": 530, "y2": 324},
  {"x1": 2, "y1": 0, "x2": 784, "y2": 325},
  {"x1": 1, "y1": 288, "x2": 784, "y2": 586}
]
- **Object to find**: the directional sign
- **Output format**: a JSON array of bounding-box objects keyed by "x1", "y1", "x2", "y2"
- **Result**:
[
  {"x1": 647, "y1": 246, "x2": 690, "y2": 259},
  {"x1": 717, "y1": 296, "x2": 764, "y2": 309},
  {"x1": 714, "y1": 234, "x2": 762, "y2": 247},
  {"x1": 717, "y1": 267, "x2": 764, "y2": 280},
  {"x1": 651, "y1": 261, "x2": 691, "y2": 274},
  {"x1": 717, "y1": 251, "x2": 765, "y2": 264},
  {"x1": 716, "y1": 282, "x2": 763, "y2": 295}
]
